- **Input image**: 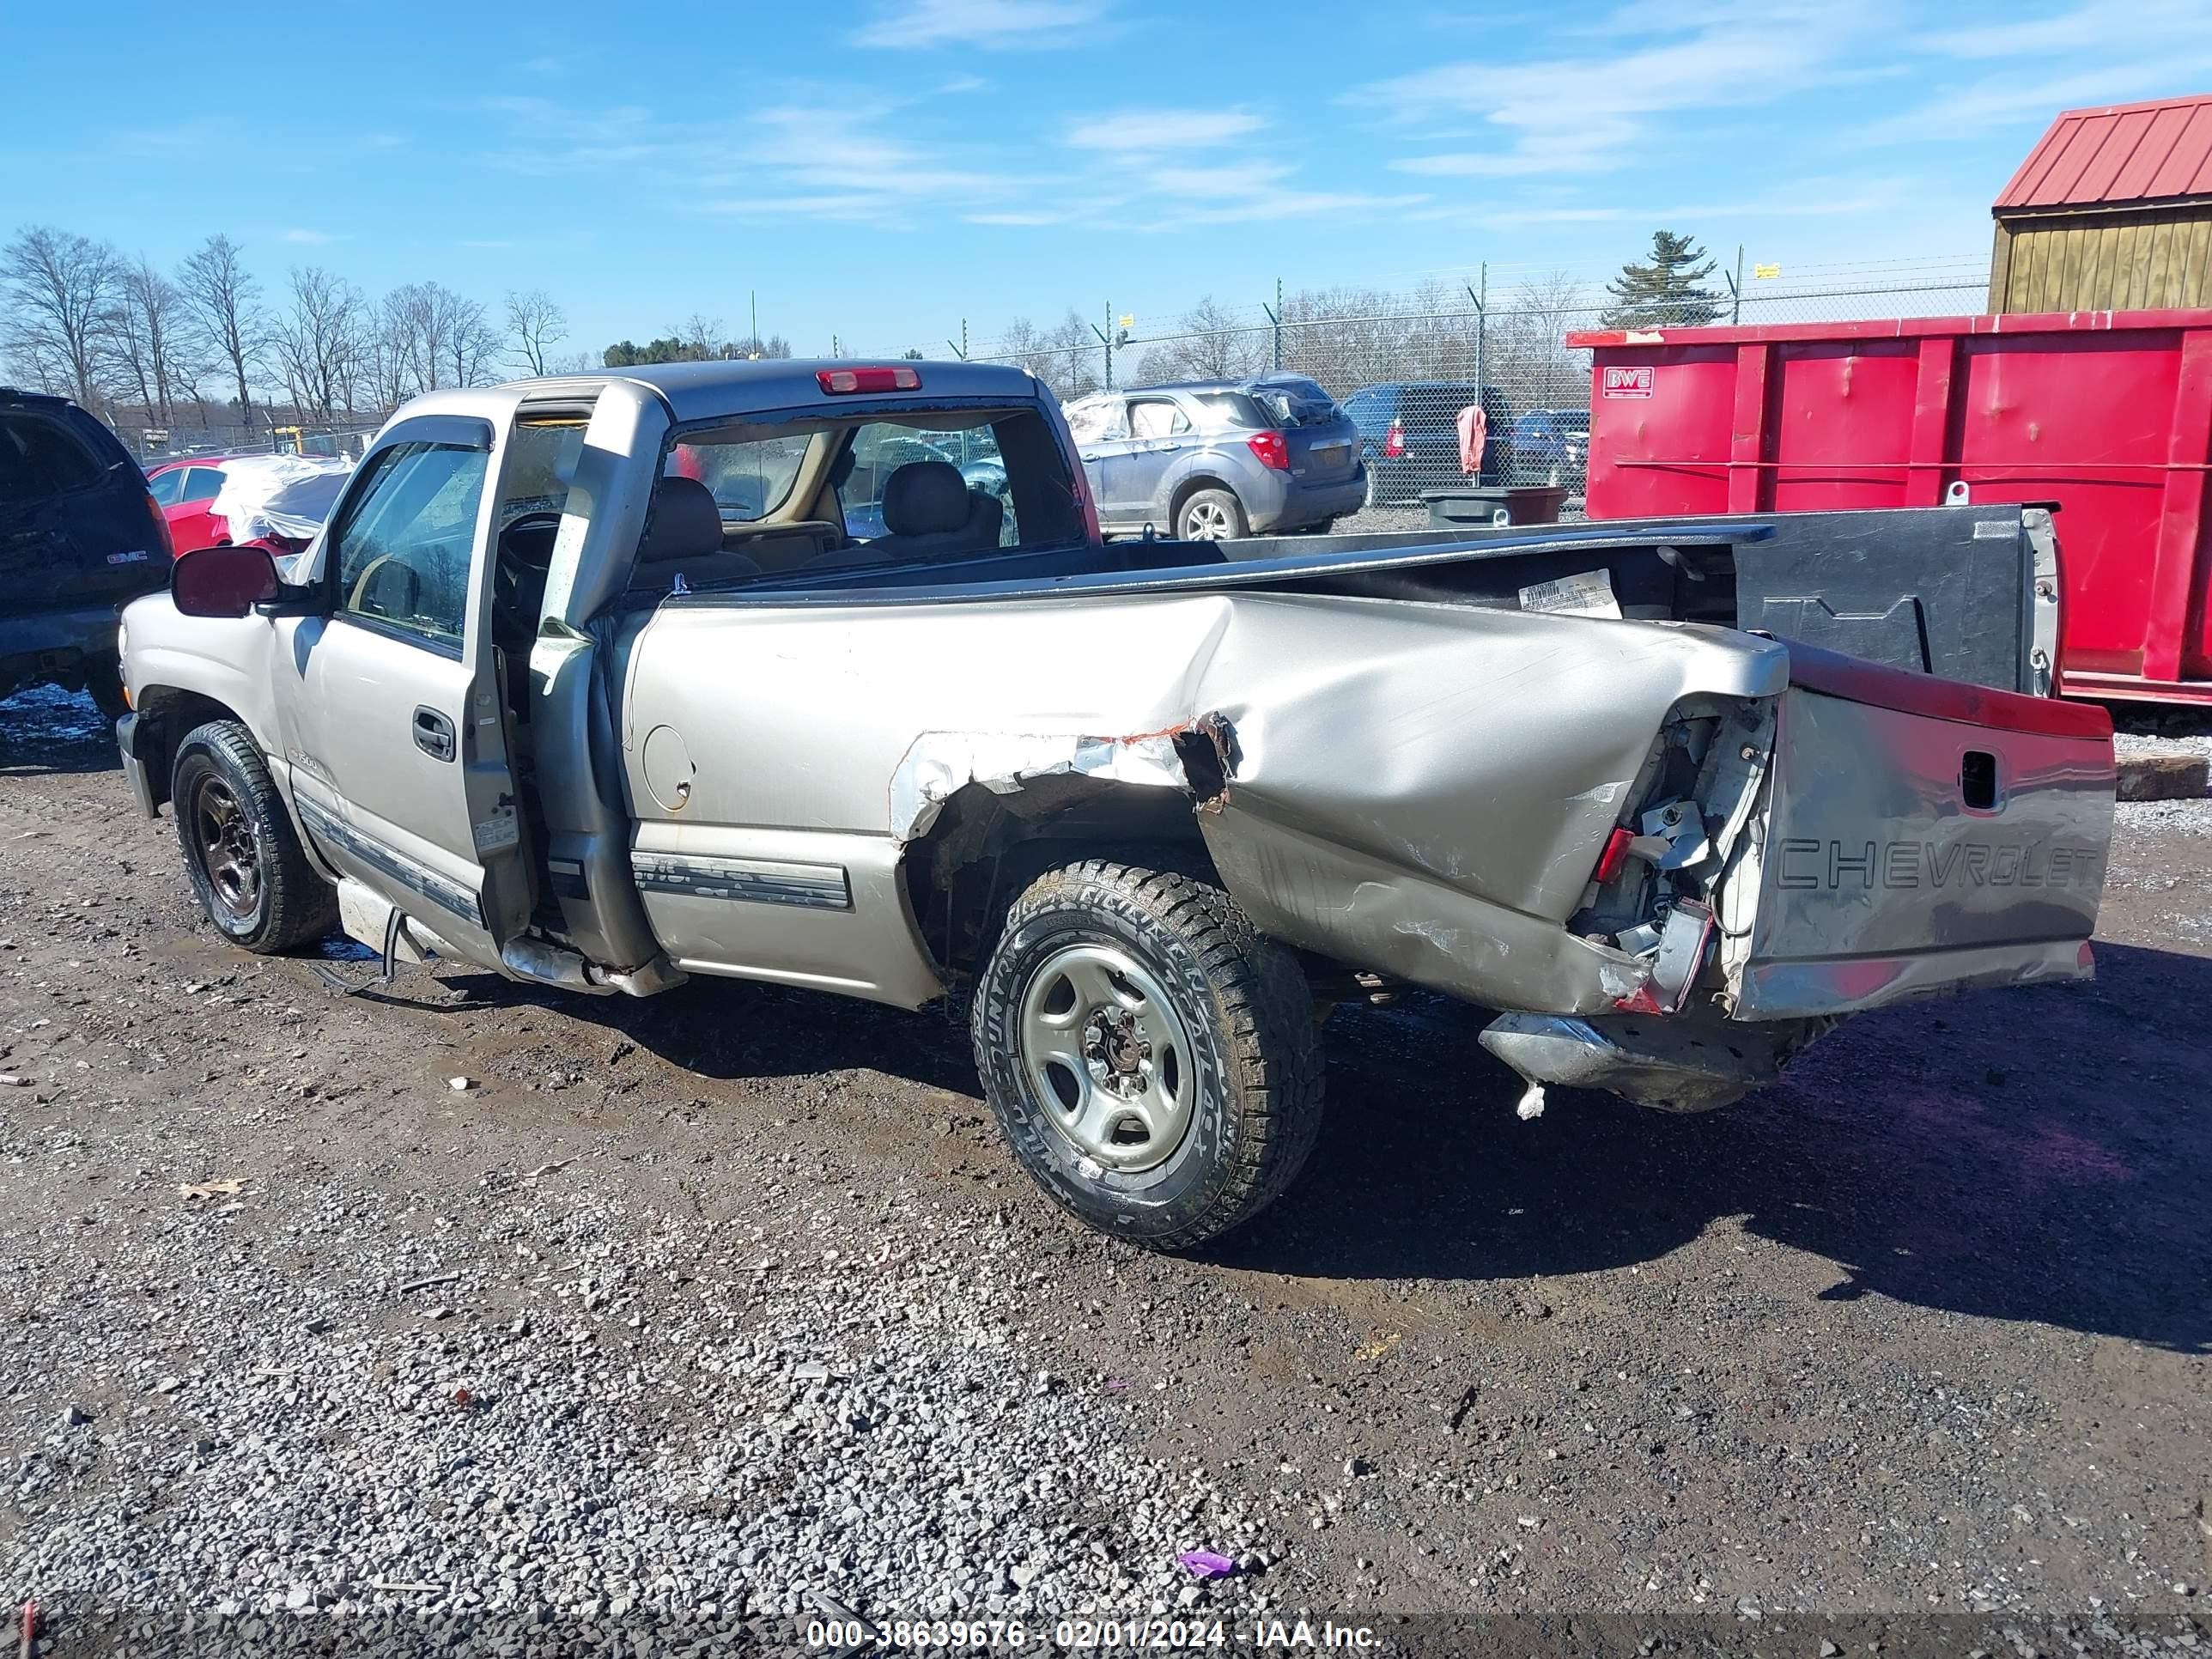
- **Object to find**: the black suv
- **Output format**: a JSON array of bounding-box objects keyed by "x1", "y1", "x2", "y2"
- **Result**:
[
  {"x1": 1341, "y1": 381, "x2": 1517, "y2": 507},
  {"x1": 2, "y1": 388, "x2": 172, "y2": 716}
]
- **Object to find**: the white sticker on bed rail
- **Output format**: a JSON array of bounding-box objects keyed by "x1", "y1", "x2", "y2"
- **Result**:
[{"x1": 1518, "y1": 568, "x2": 1623, "y2": 619}]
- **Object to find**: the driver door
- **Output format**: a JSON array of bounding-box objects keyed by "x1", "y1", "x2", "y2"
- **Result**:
[{"x1": 281, "y1": 413, "x2": 535, "y2": 969}]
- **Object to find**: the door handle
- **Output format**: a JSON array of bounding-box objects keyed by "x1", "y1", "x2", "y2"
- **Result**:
[{"x1": 412, "y1": 706, "x2": 456, "y2": 763}]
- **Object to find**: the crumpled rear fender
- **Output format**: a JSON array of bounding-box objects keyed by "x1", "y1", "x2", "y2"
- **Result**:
[{"x1": 876, "y1": 592, "x2": 1787, "y2": 1012}]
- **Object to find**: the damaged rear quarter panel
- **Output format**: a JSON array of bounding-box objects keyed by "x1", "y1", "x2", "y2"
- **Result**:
[{"x1": 619, "y1": 590, "x2": 1786, "y2": 1011}]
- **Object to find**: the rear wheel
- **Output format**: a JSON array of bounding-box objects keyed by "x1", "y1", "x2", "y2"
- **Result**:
[
  {"x1": 1177, "y1": 488, "x2": 1247, "y2": 542},
  {"x1": 971, "y1": 859, "x2": 1324, "y2": 1251},
  {"x1": 171, "y1": 720, "x2": 337, "y2": 953}
]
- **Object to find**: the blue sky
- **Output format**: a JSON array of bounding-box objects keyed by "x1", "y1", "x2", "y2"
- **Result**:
[{"x1": 8, "y1": 0, "x2": 2212, "y2": 359}]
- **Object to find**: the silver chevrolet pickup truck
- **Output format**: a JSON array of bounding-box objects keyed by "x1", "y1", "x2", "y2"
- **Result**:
[{"x1": 113, "y1": 360, "x2": 2116, "y2": 1249}]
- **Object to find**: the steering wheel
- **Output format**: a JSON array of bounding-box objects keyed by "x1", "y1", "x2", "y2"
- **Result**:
[{"x1": 495, "y1": 511, "x2": 564, "y2": 615}]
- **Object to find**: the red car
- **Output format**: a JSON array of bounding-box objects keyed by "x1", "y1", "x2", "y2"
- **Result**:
[{"x1": 144, "y1": 455, "x2": 252, "y2": 554}]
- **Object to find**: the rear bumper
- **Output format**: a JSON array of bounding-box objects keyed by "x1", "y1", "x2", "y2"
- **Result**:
[
  {"x1": 1733, "y1": 936, "x2": 2094, "y2": 1020},
  {"x1": 115, "y1": 712, "x2": 161, "y2": 817},
  {"x1": 1248, "y1": 469, "x2": 1367, "y2": 533},
  {"x1": 0, "y1": 603, "x2": 121, "y2": 695},
  {"x1": 1480, "y1": 1010, "x2": 1818, "y2": 1113}
]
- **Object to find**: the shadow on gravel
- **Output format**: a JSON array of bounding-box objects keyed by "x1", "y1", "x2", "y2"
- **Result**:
[
  {"x1": 1207, "y1": 940, "x2": 2212, "y2": 1353},
  {"x1": 464, "y1": 927, "x2": 2212, "y2": 1352},
  {"x1": 0, "y1": 686, "x2": 119, "y2": 777},
  {"x1": 471, "y1": 970, "x2": 981, "y2": 1098}
]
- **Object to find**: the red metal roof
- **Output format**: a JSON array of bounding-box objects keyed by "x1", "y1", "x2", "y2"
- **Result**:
[{"x1": 1995, "y1": 94, "x2": 2212, "y2": 211}]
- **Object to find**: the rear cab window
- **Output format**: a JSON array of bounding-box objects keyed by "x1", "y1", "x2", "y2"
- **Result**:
[
  {"x1": 0, "y1": 413, "x2": 103, "y2": 508},
  {"x1": 659, "y1": 404, "x2": 1082, "y2": 582}
]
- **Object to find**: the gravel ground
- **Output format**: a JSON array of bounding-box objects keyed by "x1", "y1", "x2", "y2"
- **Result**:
[{"x1": 1, "y1": 684, "x2": 2207, "y2": 1657}]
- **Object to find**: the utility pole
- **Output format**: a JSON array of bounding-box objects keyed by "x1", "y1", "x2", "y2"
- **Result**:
[
  {"x1": 750, "y1": 289, "x2": 758, "y2": 349},
  {"x1": 1727, "y1": 245, "x2": 1745, "y2": 325}
]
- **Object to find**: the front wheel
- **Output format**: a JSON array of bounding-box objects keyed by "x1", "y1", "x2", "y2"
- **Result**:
[
  {"x1": 171, "y1": 720, "x2": 337, "y2": 953},
  {"x1": 1176, "y1": 488, "x2": 1247, "y2": 542},
  {"x1": 971, "y1": 860, "x2": 1324, "y2": 1251}
]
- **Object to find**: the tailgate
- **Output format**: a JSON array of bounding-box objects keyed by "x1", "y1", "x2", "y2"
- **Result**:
[
  {"x1": 1288, "y1": 416, "x2": 1359, "y2": 482},
  {"x1": 1725, "y1": 643, "x2": 2113, "y2": 1019}
]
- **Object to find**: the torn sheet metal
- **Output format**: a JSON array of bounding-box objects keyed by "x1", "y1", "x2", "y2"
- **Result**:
[
  {"x1": 1479, "y1": 1010, "x2": 1812, "y2": 1114},
  {"x1": 890, "y1": 726, "x2": 1196, "y2": 842}
]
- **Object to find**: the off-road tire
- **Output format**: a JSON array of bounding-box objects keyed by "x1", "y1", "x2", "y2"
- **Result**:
[
  {"x1": 971, "y1": 859, "x2": 1324, "y2": 1251},
  {"x1": 171, "y1": 720, "x2": 337, "y2": 954},
  {"x1": 1176, "y1": 487, "x2": 1248, "y2": 542}
]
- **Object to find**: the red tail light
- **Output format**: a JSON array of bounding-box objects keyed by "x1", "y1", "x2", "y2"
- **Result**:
[
  {"x1": 1383, "y1": 417, "x2": 1404, "y2": 459},
  {"x1": 1592, "y1": 824, "x2": 1635, "y2": 885},
  {"x1": 1247, "y1": 429, "x2": 1290, "y2": 471},
  {"x1": 817, "y1": 365, "x2": 921, "y2": 394}
]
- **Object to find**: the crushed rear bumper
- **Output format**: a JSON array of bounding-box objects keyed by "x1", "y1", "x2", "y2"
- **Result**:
[{"x1": 1480, "y1": 1010, "x2": 1825, "y2": 1115}]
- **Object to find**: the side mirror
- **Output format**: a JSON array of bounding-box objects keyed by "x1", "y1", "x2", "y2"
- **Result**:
[{"x1": 172, "y1": 543, "x2": 280, "y2": 618}]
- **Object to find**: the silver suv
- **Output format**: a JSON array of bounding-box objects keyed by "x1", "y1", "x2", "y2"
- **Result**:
[{"x1": 1063, "y1": 375, "x2": 1367, "y2": 539}]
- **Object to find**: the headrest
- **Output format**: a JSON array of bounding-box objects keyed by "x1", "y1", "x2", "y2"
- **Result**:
[
  {"x1": 881, "y1": 460, "x2": 970, "y2": 537},
  {"x1": 638, "y1": 475, "x2": 724, "y2": 564}
]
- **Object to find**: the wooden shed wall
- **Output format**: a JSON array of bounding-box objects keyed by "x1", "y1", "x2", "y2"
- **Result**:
[{"x1": 1989, "y1": 205, "x2": 2212, "y2": 311}]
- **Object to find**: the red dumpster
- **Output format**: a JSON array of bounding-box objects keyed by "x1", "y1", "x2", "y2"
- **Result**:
[{"x1": 1569, "y1": 310, "x2": 2212, "y2": 706}]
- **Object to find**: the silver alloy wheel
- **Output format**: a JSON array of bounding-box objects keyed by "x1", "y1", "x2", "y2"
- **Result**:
[
  {"x1": 1182, "y1": 497, "x2": 1235, "y2": 540},
  {"x1": 191, "y1": 775, "x2": 262, "y2": 921},
  {"x1": 1017, "y1": 941, "x2": 1195, "y2": 1173}
]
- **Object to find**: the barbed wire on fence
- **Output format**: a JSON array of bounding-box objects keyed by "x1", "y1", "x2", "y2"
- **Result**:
[{"x1": 931, "y1": 260, "x2": 1990, "y2": 492}]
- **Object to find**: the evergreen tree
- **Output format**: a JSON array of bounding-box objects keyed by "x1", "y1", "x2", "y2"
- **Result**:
[{"x1": 1601, "y1": 231, "x2": 1723, "y2": 327}]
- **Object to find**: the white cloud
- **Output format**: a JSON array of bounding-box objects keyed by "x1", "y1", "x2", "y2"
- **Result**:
[
  {"x1": 277, "y1": 228, "x2": 339, "y2": 246},
  {"x1": 1065, "y1": 109, "x2": 1266, "y2": 154},
  {"x1": 1355, "y1": 3, "x2": 1875, "y2": 180},
  {"x1": 1857, "y1": 55, "x2": 2212, "y2": 146},
  {"x1": 853, "y1": 0, "x2": 1106, "y2": 50},
  {"x1": 1910, "y1": 0, "x2": 2212, "y2": 61}
]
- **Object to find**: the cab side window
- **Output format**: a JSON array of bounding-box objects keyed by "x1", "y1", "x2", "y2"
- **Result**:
[{"x1": 329, "y1": 441, "x2": 488, "y2": 653}]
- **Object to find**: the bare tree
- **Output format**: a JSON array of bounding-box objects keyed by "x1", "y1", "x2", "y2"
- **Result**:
[
  {"x1": 1133, "y1": 295, "x2": 1263, "y2": 385},
  {"x1": 503, "y1": 288, "x2": 568, "y2": 375},
  {"x1": 441, "y1": 289, "x2": 500, "y2": 388},
  {"x1": 677, "y1": 313, "x2": 723, "y2": 360},
  {"x1": 1, "y1": 226, "x2": 122, "y2": 408},
  {"x1": 362, "y1": 287, "x2": 420, "y2": 408},
  {"x1": 178, "y1": 234, "x2": 266, "y2": 420},
  {"x1": 270, "y1": 266, "x2": 363, "y2": 422},
  {"x1": 111, "y1": 255, "x2": 198, "y2": 428}
]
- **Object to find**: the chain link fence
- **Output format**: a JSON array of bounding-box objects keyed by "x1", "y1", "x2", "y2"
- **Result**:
[
  {"x1": 117, "y1": 416, "x2": 383, "y2": 465},
  {"x1": 950, "y1": 256, "x2": 1991, "y2": 507}
]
